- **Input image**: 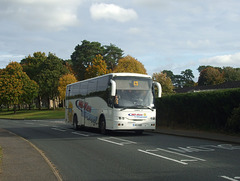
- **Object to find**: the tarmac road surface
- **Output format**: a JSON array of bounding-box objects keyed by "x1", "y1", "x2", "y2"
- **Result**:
[{"x1": 0, "y1": 119, "x2": 239, "y2": 181}]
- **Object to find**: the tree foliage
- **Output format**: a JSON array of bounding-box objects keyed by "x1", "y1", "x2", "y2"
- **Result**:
[
  {"x1": 180, "y1": 69, "x2": 195, "y2": 87},
  {"x1": 223, "y1": 67, "x2": 240, "y2": 82},
  {"x1": 162, "y1": 69, "x2": 195, "y2": 88},
  {"x1": 85, "y1": 54, "x2": 112, "y2": 79},
  {"x1": 71, "y1": 40, "x2": 123, "y2": 80},
  {"x1": 0, "y1": 62, "x2": 38, "y2": 112},
  {"x1": 58, "y1": 74, "x2": 77, "y2": 101},
  {"x1": 71, "y1": 40, "x2": 103, "y2": 80},
  {"x1": 103, "y1": 44, "x2": 123, "y2": 70},
  {"x1": 152, "y1": 72, "x2": 174, "y2": 93},
  {"x1": 113, "y1": 55, "x2": 147, "y2": 74},
  {"x1": 198, "y1": 67, "x2": 224, "y2": 86},
  {"x1": 21, "y1": 52, "x2": 68, "y2": 109}
]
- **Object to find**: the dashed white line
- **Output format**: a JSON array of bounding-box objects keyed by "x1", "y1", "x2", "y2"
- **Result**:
[
  {"x1": 138, "y1": 149, "x2": 188, "y2": 165},
  {"x1": 220, "y1": 176, "x2": 239, "y2": 181},
  {"x1": 98, "y1": 138, "x2": 124, "y2": 146},
  {"x1": 97, "y1": 137, "x2": 137, "y2": 146},
  {"x1": 72, "y1": 132, "x2": 89, "y2": 137},
  {"x1": 25, "y1": 122, "x2": 34, "y2": 125},
  {"x1": 51, "y1": 127, "x2": 66, "y2": 132}
]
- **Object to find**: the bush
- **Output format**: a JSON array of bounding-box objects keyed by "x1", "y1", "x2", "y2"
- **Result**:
[
  {"x1": 156, "y1": 88, "x2": 240, "y2": 132},
  {"x1": 227, "y1": 106, "x2": 240, "y2": 132}
]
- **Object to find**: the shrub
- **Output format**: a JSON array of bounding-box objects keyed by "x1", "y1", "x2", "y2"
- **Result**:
[
  {"x1": 156, "y1": 88, "x2": 240, "y2": 132},
  {"x1": 227, "y1": 106, "x2": 240, "y2": 132}
]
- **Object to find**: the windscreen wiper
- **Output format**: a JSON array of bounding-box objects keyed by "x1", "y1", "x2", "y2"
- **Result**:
[
  {"x1": 120, "y1": 107, "x2": 134, "y2": 111},
  {"x1": 135, "y1": 105, "x2": 154, "y2": 111}
]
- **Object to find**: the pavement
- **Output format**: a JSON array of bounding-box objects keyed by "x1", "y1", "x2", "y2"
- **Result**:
[
  {"x1": 0, "y1": 128, "x2": 61, "y2": 181},
  {"x1": 0, "y1": 127, "x2": 239, "y2": 181}
]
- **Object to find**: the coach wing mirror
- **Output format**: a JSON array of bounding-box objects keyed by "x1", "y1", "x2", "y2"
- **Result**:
[
  {"x1": 153, "y1": 82, "x2": 162, "y2": 98},
  {"x1": 110, "y1": 79, "x2": 116, "y2": 96}
]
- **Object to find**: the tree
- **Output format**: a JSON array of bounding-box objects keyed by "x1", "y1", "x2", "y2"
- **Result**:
[
  {"x1": 38, "y1": 53, "x2": 68, "y2": 109},
  {"x1": 162, "y1": 70, "x2": 174, "y2": 81},
  {"x1": 173, "y1": 75, "x2": 185, "y2": 88},
  {"x1": 197, "y1": 65, "x2": 212, "y2": 73},
  {"x1": 71, "y1": 40, "x2": 124, "y2": 80},
  {"x1": 58, "y1": 74, "x2": 77, "y2": 106},
  {"x1": 198, "y1": 67, "x2": 224, "y2": 86},
  {"x1": 152, "y1": 72, "x2": 174, "y2": 93},
  {"x1": 21, "y1": 52, "x2": 47, "y2": 82},
  {"x1": 103, "y1": 44, "x2": 123, "y2": 70},
  {"x1": 180, "y1": 69, "x2": 195, "y2": 87},
  {"x1": 71, "y1": 40, "x2": 104, "y2": 80},
  {"x1": 0, "y1": 62, "x2": 38, "y2": 113},
  {"x1": 113, "y1": 55, "x2": 147, "y2": 74},
  {"x1": 21, "y1": 76, "x2": 39, "y2": 110},
  {"x1": 223, "y1": 67, "x2": 240, "y2": 82},
  {"x1": 85, "y1": 54, "x2": 112, "y2": 79},
  {"x1": 21, "y1": 52, "x2": 68, "y2": 109}
]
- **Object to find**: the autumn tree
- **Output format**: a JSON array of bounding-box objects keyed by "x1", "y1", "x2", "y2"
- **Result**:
[
  {"x1": 85, "y1": 54, "x2": 112, "y2": 79},
  {"x1": 0, "y1": 62, "x2": 38, "y2": 113},
  {"x1": 58, "y1": 73, "x2": 77, "y2": 106},
  {"x1": 21, "y1": 76, "x2": 39, "y2": 110},
  {"x1": 198, "y1": 67, "x2": 224, "y2": 86},
  {"x1": 113, "y1": 55, "x2": 147, "y2": 74},
  {"x1": 152, "y1": 72, "x2": 174, "y2": 93}
]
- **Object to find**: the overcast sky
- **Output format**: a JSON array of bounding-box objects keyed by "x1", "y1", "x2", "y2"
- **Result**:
[{"x1": 1, "y1": 0, "x2": 240, "y2": 79}]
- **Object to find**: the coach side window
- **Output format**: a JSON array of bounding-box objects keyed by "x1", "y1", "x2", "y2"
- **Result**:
[
  {"x1": 97, "y1": 76, "x2": 109, "y2": 91},
  {"x1": 88, "y1": 79, "x2": 97, "y2": 95}
]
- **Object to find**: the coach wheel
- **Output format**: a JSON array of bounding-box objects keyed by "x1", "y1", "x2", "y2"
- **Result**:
[
  {"x1": 73, "y1": 114, "x2": 78, "y2": 130},
  {"x1": 99, "y1": 117, "x2": 106, "y2": 135}
]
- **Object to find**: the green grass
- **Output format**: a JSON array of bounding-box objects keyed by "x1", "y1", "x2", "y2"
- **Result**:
[{"x1": 0, "y1": 108, "x2": 65, "y2": 120}]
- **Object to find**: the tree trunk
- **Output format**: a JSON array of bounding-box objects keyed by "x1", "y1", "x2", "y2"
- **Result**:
[
  {"x1": 38, "y1": 96, "x2": 42, "y2": 110},
  {"x1": 13, "y1": 105, "x2": 17, "y2": 114}
]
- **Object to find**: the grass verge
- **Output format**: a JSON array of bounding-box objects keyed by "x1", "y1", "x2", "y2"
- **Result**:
[{"x1": 0, "y1": 108, "x2": 65, "y2": 120}]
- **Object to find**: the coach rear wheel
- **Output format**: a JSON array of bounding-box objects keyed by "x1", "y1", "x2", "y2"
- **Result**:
[
  {"x1": 73, "y1": 114, "x2": 78, "y2": 130},
  {"x1": 99, "y1": 117, "x2": 106, "y2": 135}
]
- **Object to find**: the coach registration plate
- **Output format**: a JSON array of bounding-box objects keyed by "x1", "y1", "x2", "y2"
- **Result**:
[{"x1": 133, "y1": 124, "x2": 142, "y2": 126}]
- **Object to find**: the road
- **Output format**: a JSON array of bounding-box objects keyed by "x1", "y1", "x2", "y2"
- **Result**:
[{"x1": 0, "y1": 119, "x2": 239, "y2": 181}]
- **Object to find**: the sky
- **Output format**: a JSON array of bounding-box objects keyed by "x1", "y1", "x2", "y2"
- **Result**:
[{"x1": 1, "y1": 0, "x2": 240, "y2": 80}]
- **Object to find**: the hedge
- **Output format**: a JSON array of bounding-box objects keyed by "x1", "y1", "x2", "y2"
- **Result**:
[{"x1": 155, "y1": 88, "x2": 240, "y2": 132}]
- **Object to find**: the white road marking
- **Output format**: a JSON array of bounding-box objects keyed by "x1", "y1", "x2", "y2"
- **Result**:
[
  {"x1": 220, "y1": 176, "x2": 239, "y2": 181},
  {"x1": 98, "y1": 138, "x2": 124, "y2": 146},
  {"x1": 156, "y1": 148, "x2": 206, "y2": 161},
  {"x1": 97, "y1": 137, "x2": 137, "y2": 146},
  {"x1": 138, "y1": 147, "x2": 206, "y2": 165},
  {"x1": 51, "y1": 127, "x2": 66, "y2": 132},
  {"x1": 25, "y1": 122, "x2": 34, "y2": 125},
  {"x1": 138, "y1": 149, "x2": 188, "y2": 165},
  {"x1": 72, "y1": 132, "x2": 89, "y2": 137},
  {"x1": 39, "y1": 124, "x2": 49, "y2": 127}
]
